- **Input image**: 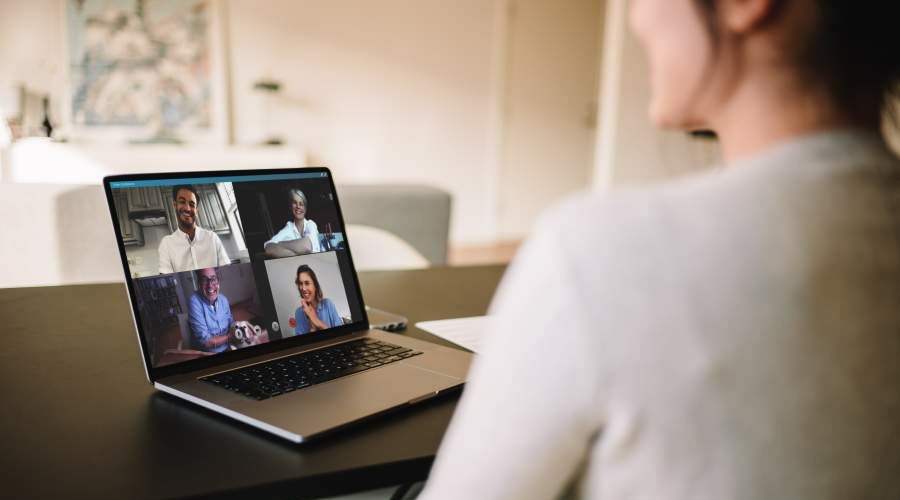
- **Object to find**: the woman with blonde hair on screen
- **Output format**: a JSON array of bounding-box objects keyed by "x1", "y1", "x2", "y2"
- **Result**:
[
  {"x1": 264, "y1": 188, "x2": 322, "y2": 258},
  {"x1": 420, "y1": 0, "x2": 900, "y2": 498}
]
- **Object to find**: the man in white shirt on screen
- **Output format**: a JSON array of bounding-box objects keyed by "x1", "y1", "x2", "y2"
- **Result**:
[{"x1": 158, "y1": 185, "x2": 231, "y2": 274}]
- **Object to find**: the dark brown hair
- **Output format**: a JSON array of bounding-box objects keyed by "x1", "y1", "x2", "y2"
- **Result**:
[
  {"x1": 693, "y1": 0, "x2": 900, "y2": 125},
  {"x1": 171, "y1": 184, "x2": 199, "y2": 202},
  {"x1": 295, "y1": 264, "x2": 324, "y2": 302}
]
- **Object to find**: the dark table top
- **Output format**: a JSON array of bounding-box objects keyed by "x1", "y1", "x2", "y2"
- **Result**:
[{"x1": 0, "y1": 265, "x2": 506, "y2": 500}]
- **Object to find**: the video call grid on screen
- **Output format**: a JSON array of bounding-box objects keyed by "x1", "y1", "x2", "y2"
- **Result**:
[{"x1": 109, "y1": 171, "x2": 364, "y2": 368}]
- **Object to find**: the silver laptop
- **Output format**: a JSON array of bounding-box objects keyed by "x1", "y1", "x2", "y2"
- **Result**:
[{"x1": 104, "y1": 167, "x2": 472, "y2": 443}]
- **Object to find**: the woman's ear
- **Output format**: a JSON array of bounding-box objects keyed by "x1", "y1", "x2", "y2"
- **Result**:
[{"x1": 719, "y1": 0, "x2": 778, "y2": 33}]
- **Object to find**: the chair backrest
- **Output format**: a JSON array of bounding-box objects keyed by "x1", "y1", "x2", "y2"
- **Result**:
[
  {"x1": 0, "y1": 183, "x2": 122, "y2": 288},
  {"x1": 344, "y1": 224, "x2": 429, "y2": 271},
  {"x1": 336, "y1": 184, "x2": 450, "y2": 266},
  {"x1": 177, "y1": 312, "x2": 190, "y2": 350},
  {"x1": 0, "y1": 182, "x2": 443, "y2": 288}
]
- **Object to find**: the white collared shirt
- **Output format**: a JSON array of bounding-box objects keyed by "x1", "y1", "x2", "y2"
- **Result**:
[
  {"x1": 158, "y1": 226, "x2": 231, "y2": 274},
  {"x1": 264, "y1": 219, "x2": 321, "y2": 253}
]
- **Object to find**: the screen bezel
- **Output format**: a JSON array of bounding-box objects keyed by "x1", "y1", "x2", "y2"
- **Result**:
[{"x1": 103, "y1": 166, "x2": 370, "y2": 382}]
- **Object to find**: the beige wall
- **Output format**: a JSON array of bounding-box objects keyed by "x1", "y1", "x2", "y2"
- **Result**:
[
  {"x1": 498, "y1": 0, "x2": 604, "y2": 240},
  {"x1": 2, "y1": 0, "x2": 897, "y2": 246},
  {"x1": 228, "y1": 0, "x2": 606, "y2": 243},
  {"x1": 0, "y1": 0, "x2": 607, "y2": 246},
  {"x1": 0, "y1": 0, "x2": 67, "y2": 119},
  {"x1": 226, "y1": 0, "x2": 501, "y2": 244},
  {"x1": 594, "y1": 0, "x2": 719, "y2": 190}
]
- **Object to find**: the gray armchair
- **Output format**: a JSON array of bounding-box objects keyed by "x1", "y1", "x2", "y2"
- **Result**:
[
  {"x1": 0, "y1": 182, "x2": 452, "y2": 287},
  {"x1": 336, "y1": 184, "x2": 451, "y2": 266}
]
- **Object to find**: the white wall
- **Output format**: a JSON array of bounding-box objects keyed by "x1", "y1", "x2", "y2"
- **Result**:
[
  {"x1": 498, "y1": 0, "x2": 604, "y2": 240},
  {"x1": 226, "y1": 0, "x2": 501, "y2": 244},
  {"x1": 0, "y1": 0, "x2": 66, "y2": 115},
  {"x1": 594, "y1": 0, "x2": 719, "y2": 189},
  {"x1": 1, "y1": 0, "x2": 608, "y2": 246},
  {"x1": 0, "y1": 183, "x2": 123, "y2": 288}
]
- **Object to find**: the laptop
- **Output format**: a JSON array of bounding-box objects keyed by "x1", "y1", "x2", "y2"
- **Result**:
[{"x1": 103, "y1": 167, "x2": 473, "y2": 443}]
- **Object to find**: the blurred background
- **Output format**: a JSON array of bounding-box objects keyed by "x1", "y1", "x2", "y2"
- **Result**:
[{"x1": 10, "y1": 0, "x2": 891, "y2": 287}]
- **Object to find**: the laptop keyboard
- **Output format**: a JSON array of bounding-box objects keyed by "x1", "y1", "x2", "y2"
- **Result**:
[{"x1": 199, "y1": 338, "x2": 422, "y2": 400}]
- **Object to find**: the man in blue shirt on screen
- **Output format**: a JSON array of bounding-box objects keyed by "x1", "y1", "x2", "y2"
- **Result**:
[{"x1": 188, "y1": 267, "x2": 234, "y2": 353}]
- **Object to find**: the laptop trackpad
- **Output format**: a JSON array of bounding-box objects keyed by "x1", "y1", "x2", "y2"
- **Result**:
[{"x1": 261, "y1": 362, "x2": 461, "y2": 437}]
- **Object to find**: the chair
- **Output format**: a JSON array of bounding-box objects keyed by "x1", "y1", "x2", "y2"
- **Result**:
[
  {"x1": 176, "y1": 312, "x2": 191, "y2": 350},
  {"x1": 336, "y1": 184, "x2": 451, "y2": 266},
  {"x1": 0, "y1": 182, "x2": 446, "y2": 287},
  {"x1": 161, "y1": 312, "x2": 212, "y2": 365},
  {"x1": 0, "y1": 183, "x2": 122, "y2": 288},
  {"x1": 345, "y1": 224, "x2": 429, "y2": 271}
]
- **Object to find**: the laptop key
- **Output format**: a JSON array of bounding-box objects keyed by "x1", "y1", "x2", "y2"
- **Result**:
[
  {"x1": 335, "y1": 364, "x2": 369, "y2": 377},
  {"x1": 199, "y1": 339, "x2": 411, "y2": 400}
]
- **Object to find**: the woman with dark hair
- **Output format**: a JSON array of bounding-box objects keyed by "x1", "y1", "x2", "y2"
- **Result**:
[
  {"x1": 421, "y1": 1, "x2": 900, "y2": 499},
  {"x1": 292, "y1": 264, "x2": 342, "y2": 335}
]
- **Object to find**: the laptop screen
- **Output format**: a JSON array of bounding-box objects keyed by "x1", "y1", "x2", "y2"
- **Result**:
[{"x1": 107, "y1": 169, "x2": 365, "y2": 369}]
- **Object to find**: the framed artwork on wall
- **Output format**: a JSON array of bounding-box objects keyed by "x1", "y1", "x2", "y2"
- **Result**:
[{"x1": 63, "y1": 0, "x2": 229, "y2": 144}]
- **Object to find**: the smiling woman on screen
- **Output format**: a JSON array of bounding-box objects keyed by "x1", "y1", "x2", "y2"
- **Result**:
[
  {"x1": 420, "y1": 0, "x2": 900, "y2": 499},
  {"x1": 292, "y1": 264, "x2": 342, "y2": 335},
  {"x1": 264, "y1": 188, "x2": 322, "y2": 258}
]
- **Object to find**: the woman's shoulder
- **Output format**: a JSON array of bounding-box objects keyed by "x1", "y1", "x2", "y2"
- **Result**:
[
  {"x1": 550, "y1": 130, "x2": 897, "y2": 232},
  {"x1": 528, "y1": 170, "x2": 762, "y2": 282},
  {"x1": 543, "y1": 171, "x2": 727, "y2": 235}
]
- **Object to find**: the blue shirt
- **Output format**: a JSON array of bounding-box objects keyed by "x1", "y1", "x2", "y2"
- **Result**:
[
  {"x1": 294, "y1": 298, "x2": 343, "y2": 335},
  {"x1": 188, "y1": 292, "x2": 233, "y2": 353}
]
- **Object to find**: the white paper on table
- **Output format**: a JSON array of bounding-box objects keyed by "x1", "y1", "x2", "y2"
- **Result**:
[{"x1": 416, "y1": 315, "x2": 490, "y2": 353}]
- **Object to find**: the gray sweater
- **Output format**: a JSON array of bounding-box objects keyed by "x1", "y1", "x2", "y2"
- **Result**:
[{"x1": 422, "y1": 129, "x2": 900, "y2": 499}]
